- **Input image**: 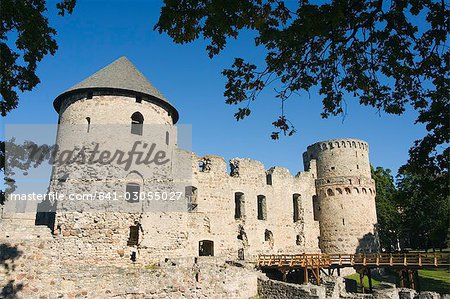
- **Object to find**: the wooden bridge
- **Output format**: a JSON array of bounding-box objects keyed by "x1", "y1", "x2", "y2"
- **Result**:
[{"x1": 257, "y1": 253, "x2": 450, "y2": 292}]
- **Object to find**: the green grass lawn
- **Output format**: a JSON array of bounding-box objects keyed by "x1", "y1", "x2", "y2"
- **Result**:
[
  {"x1": 345, "y1": 269, "x2": 450, "y2": 295},
  {"x1": 417, "y1": 269, "x2": 450, "y2": 294},
  {"x1": 345, "y1": 273, "x2": 381, "y2": 291}
]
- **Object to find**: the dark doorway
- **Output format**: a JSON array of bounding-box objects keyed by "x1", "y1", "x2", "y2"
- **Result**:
[
  {"x1": 127, "y1": 225, "x2": 139, "y2": 246},
  {"x1": 199, "y1": 240, "x2": 214, "y2": 256}
]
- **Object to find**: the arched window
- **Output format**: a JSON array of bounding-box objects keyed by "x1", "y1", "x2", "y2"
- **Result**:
[
  {"x1": 234, "y1": 192, "x2": 245, "y2": 219},
  {"x1": 257, "y1": 195, "x2": 267, "y2": 220},
  {"x1": 186, "y1": 186, "x2": 198, "y2": 212},
  {"x1": 362, "y1": 188, "x2": 367, "y2": 194},
  {"x1": 336, "y1": 188, "x2": 343, "y2": 195},
  {"x1": 125, "y1": 171, "x2": 143, "y2": 203},
  {"x1": 353, "y1": 187, "x2": 360, "y2": 194},
  {"x1": 165, "y1": 131, "x2": 169, "y2": 145},
  {"x1": 312, "y1": 195, "x2": 320, "y2": 221},
  {"x1": 264, "y1": 229, "x2": 274, "y2": 248},
  {"x1": 131, "y1": 112, "x2": 144, "y2": 135},
  {"x1": 345, "y1": 187, "x2": 351, "y2": 194},
  {"x1": 293, "y1": 193, "x2": 301, "y2": 222},
  {"x1": 86, "y1": 117, "x2": 91, "y2": 133},
  {"x1": 266, "y1": 173, "x2": 272, "y2": 185},
  {"x1": 327, "y1": 189, "x2": 335, "y2": 196}
]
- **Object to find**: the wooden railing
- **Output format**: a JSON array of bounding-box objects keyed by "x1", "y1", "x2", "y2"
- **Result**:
[{"x1": 257, "y1": 252, "x2": 450, "y2": 269}]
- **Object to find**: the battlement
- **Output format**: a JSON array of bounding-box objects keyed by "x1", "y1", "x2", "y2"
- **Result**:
[
  {"x1": 307, "y1": 138, "x2": 369, "y2": 153},
  {"x1": 192, "y1": 153, "x2": 314, "y2": 186},
  {"x1": 303, "y1": 138, "x2": 372, "y2": 180}
]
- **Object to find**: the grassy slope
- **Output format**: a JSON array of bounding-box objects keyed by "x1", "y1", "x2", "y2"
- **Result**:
[
  {"x1": 346, "y1": 269, "x2": 450, "y2": 294},
  {"x1": 417, "y1": 269, "x2": 450, "y2": 294}
]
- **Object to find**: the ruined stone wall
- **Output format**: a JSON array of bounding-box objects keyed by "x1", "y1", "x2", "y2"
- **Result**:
[
  {"x1": 304, "y1": 139, "x2": 378, "y2": 254},
  {"x1": 188, "y1": 154, "x2": 321, "y2": 260},
  {"x1": 0, "y1": 220, "x2": 260, "y2": 299},
  {"x1": 14, "y1": 92, "x2": 376, "y2": 265},
  {"x1": 47, "y1": 89, "x2": 322, "y2": 261},
  {"x1": 257, "y1": 276, "x2": 325, "y2": 299}
]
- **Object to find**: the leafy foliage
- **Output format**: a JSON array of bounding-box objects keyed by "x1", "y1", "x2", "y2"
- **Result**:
[
  {"x1": 155, "y1": 0, "x2": 449, "y2": 167},
  {"x1": 372, "y1": 165, "x2": 448, "y2": 251},
  {"x1": 396, "y1": 168, "x2": 449, "y2": 250},
  {"x1": 371, "y1": 166, "x2": 400, "y2": 251},
  {"x1": 156, "y1": 1, "x2": 449, "y2": 249},
  {"x1": 0, "y1": 0, "x2": 76, "y2": 204}
]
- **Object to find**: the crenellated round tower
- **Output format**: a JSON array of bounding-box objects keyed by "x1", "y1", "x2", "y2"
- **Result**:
[{"x1": 303, "y1": 139, "x2": 378, "y2": 254}]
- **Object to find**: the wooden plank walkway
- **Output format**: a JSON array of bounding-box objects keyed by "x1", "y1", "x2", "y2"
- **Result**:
[
  {"x1": 257, "y1": 253, "x2": 450, "y2": 269},
  {"x1": 257, "y1": 253, "x2": 450, "y2": 290}
]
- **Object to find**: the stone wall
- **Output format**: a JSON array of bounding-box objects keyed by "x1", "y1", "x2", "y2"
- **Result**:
[
  {"x1": 0, "y1": 219, "x2": 260, "y2": 298},
  {"x1": 257, "y1": 276, "x2": 326, "y2": 298},
  {"x1": 188, "y1": 154, "x2": 321, "y2": 260}
]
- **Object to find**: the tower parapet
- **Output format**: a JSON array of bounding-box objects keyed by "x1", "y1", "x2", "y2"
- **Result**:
[{"x1": 304, "y1": 138, "x2": 378, "y2": 254}]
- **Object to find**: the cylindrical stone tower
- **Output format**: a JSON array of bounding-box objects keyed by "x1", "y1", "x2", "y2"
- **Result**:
[
  {"x1": 303, "y1": 139, "x2": 378, "y2": 254},
  {"x1": 39, "y1": 56, "x2": 194, "y2": 261},
  {"x1": 44, "y1": 56, "x2": 186, "y2": 221}
]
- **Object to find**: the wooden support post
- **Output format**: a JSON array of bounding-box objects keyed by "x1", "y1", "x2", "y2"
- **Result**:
[
  {"x1": 360, "y1": 270, "x2": 365, "y2": 294},
  {"x1": 316, "y1": 267, "x2": 321, "y2": 286},
  {"x1": 399, "y1": 270, "x2": 405, "y2": 288},
  {"x1": 282, "y1": 269, "x2": 288, "y2": 282},
  {"x1": 304, "y1": 267, "x2": 308, "y2": 284},
  {"x1": 414, "y1": 270, "x2": 421, "y2": 292},
  {"x1": 409, "y1": 270, "x2": 415, "y2": 290},
  {"x1": 367, "y1": 268, "x2": 373, "y2": 293}
]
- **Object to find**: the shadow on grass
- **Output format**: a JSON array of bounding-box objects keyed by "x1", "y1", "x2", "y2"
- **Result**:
[
  {"x1": 418, "y1": 276, "x2": 449, "y2": 294},
  {"x1": 0, "y1": 243, "x2": 24, "y2": 298},
  {"x1": 346, "y1": 268, "x2": 450, "y2": 295}
]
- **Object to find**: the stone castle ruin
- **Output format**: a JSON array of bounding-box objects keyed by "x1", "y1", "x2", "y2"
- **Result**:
[{"x1": 0, "y1": 57, "x2": 379, "y2": 298}]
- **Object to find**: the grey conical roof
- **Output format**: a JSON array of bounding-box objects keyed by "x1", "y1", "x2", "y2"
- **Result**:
[{"x1": 53, "y1": 56, "x2": 178, "y2": 122}]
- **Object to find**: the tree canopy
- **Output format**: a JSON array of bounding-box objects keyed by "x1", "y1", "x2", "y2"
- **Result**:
[
  {"x1": 0, "y1": 0, "x2": 76, "y2": 204},
  {"x1": 371, "y1": 166, "x2": 400, "y2": 251},
  {"x1": 372, "y1": 165, "x2": 449, "y2": 251},
  {"x1": 155, "y1": 0, "x2": 449, "y2": 173},
  {"x1": 396, "y1": 168, "x2": 449, "y2": 250}
]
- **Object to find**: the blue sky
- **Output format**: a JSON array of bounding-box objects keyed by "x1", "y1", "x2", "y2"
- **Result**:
[{"x1": 2, "y1": 0, "x2": 427, "y2": 177}]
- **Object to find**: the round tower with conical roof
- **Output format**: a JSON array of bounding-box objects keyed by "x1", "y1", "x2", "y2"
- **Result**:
[
  {"x1": 49, "y1": 56, "x2": 182, "y2": 220},
  {"x1": 303, "y1": 139, "x2": 378, "y2": 254}
]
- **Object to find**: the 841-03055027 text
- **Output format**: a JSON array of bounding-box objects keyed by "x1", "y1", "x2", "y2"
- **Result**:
[{"x1": 9, "y1": 191, "x2": 184, "y2": 202}]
